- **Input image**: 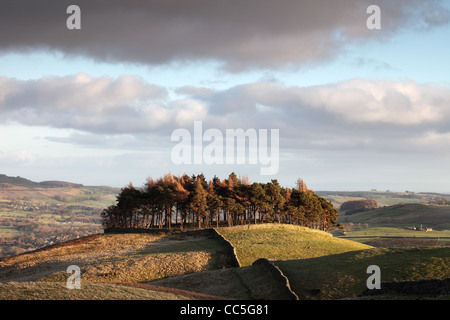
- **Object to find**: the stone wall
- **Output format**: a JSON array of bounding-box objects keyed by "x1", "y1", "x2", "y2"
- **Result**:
[
  {"x1": 252, "y1": 258, "x2": 299, "y2": 300},
  {"x1": 211, "y1": 228, "x2": 241, "y2": 268}
]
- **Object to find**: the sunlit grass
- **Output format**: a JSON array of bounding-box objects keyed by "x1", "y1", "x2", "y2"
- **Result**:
[{"x1": 218, "y1": 223, "x2": 372, "y2": 267}]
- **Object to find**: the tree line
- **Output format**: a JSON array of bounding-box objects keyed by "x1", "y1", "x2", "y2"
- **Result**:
[{"x1": 101, "y1": 173, "x2": 341, "y2": 231}]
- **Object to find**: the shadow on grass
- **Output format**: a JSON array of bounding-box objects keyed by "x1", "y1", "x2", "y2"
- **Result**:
[{"x1": 275, "y1": 246, "x2": 450, "y2": 300}]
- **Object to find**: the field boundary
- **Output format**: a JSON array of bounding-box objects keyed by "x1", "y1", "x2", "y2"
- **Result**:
[
  {"x1": 211, "y1": 228, "x2": 241, "y2": 267},
  {"x1": 252, "y1": 258, "x2": 299, "y2": 300}
]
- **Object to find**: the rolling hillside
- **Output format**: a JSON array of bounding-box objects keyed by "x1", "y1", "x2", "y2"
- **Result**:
[
  {"x1": 0, "y1": 224, "x2": 372, "y2": 300},
  {"x1": 2, "y1": 173, "x2": 448, "y2": 258},
  {"x1": 339, "y1": 203, "x2": 450, "y2": 230},
  {"x1": 0, "y1": 229, "x2": 232, "y2": 300},
  {"x1": 276, "y1": 246, "x2": 450, "y2": 300},
  {"x1": 0, "y1": 224, "x2": 449, "y2": 300},
  {"x1": 316, "y1": 190, "x2": 450, "y2": 208},
  {"x1": 150, "y1": 224, "x2": 450, "y2": 300}
]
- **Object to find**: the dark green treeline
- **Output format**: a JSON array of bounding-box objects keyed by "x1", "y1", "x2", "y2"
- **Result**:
[{"x1": 101, "y1": 173, "x2": 341, "y2": 231}]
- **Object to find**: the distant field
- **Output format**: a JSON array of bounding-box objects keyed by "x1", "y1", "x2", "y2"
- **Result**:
[
  {"x1": 342, "y1": 227, "x2": 450, "y2": 239},
  {"x1": 338, "y1": 203, "x2": 450, "y2": 230},
  {"x1": 0, "y1": 186, "x2": 118, "y2": 207},
  {"x1": 0, "y1": 227, "x2": 21, "y2": 237},
  {"x1": 0, "y1": 185, "x2": 119, "y2": 257},
  {"x1": 335, "y1": 227, "x2": 450, "y2": 248}
]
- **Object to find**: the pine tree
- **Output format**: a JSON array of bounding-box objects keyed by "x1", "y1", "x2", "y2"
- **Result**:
[
  {"x1": 189, "y1": 176, "x2": 208, "y2": 228},
  {"x1": 102, "y1": 173, "x2": 340, "y2": 231}
]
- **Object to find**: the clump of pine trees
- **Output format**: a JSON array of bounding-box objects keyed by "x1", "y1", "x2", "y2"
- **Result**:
[{"x1": 101, "y1": 173, "x2": 341, "y2": 231}]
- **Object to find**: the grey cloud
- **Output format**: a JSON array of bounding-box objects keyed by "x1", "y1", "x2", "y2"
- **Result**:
[{"x1": 0, "y1": 0, "x2": 448, "y2": 72}]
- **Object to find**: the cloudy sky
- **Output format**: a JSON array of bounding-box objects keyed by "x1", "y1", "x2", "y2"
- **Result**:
[{"x1": 1, "y1": 0, "x2": 450, "y2": 192}]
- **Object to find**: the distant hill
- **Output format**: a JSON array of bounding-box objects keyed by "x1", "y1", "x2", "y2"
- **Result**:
[
  {"x1": 316, "y1": 190, "x2": 450, "y2": 208},
  {"x1": 0, "y1": 174, "x2": 41, "y2": 188},
  {"x1": 340, "y1": 199, "x2": 378, "y2": 214},
  {"x1": 38, "y1": 181, "x2": 83, "y2": 188},
  {"x1": 0, "y1": 174, "x2": 83, "y2": 188},
  {"x1": 339, "y1": 203, "x2": 450, "y2": 230}
]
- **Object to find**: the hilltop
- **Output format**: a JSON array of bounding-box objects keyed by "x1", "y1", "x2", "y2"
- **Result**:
[
  {"x1": 0, "y1": 229, "x2": 232, "y2": 300},
  {"x1": 216, "y1": 224, "x2": 370, "y2": 266},
  {"x1": 0, "y1": 174, "x2": 83, "y2": 189}
]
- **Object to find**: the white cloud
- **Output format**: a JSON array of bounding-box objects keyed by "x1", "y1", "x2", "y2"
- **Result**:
[
  {"x1": 1, "y1": 75, "x2": 450, "y2": 157},
  {"x1": 300, "y1": 79, "x2": 449, "y2": 125}
]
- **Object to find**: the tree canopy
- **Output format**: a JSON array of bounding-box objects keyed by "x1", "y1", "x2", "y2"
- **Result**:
[{"x1": 101, "y1": 173, "x2": 341, "y2": 231}]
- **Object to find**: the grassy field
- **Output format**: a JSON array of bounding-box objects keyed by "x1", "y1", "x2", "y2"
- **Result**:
[
  {"x1": 276, "y1": 246, "x2": 450, "y2": 300},
  {"x1": 0, "y1": 227, "x2": 21, "y2": 237},
  {"x1": 217, "y1": 223, "x2": 371, "y2": 267}
]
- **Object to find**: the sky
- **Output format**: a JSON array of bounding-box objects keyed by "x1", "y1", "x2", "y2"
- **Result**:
[{"x1": 0, "y1": 0, "x2": 450, "y2": 193}]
